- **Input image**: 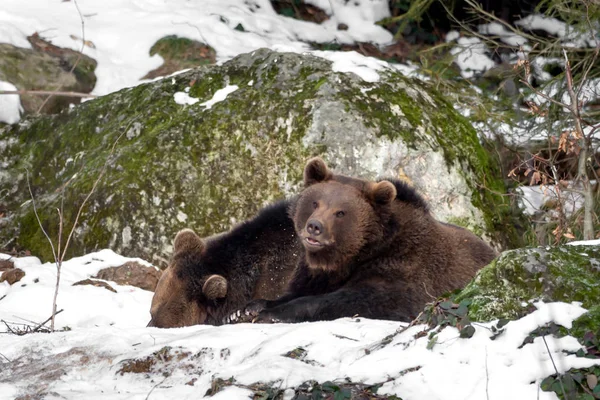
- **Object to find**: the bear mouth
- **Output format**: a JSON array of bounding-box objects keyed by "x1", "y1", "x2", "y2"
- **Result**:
[{"x1": 304, "y1": 237, "x2": 323, "y2": 248}]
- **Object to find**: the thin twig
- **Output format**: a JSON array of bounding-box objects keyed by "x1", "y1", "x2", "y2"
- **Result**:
[
  {"x1": 145, "y1": 375, "x2": 168, "y2": 400},
  {"x1": 60, "y1": 129, "x2": 126, "y2": 261},
  {"x1": 33, "y1": 309, "x2": 64, "y2": 333},
  {"x1": 542, "y1": 335, "x2": 568, "y2": 400},
  {"x1": 485, "y1": 346, "x2": 490, "y2": 400},
  {"x1": 37, "y1": 0, "x2": 87, "y2": 114},
  {"x1": 0, "y1": 352, "x2": 10, "y2": 363},
  {"x1": 518, "y1": 79, "x2": 571, "y2": 110},
  {"x1": 26, "y1": 171, "x2": 58, "y2": 262},
  {"x1": 0, "y1": 90, "x2": 96, "y2": 98}
]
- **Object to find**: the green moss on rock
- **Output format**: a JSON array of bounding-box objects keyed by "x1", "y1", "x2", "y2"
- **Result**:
[{"x1": 455, "y1": 245, "x2": 600, "y2": 322}]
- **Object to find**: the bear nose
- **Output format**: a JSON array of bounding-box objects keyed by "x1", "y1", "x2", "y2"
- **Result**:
[{"x1": 306, "y1": 219, "x2": 323, "y2": 236}]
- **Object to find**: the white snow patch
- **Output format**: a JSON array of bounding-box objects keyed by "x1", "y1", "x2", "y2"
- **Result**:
[
  {"x1": 567, "y1": 239, "x2": 600, "y2": 246},
  {"x1": 173, "y1": 91, "x2": 200, "y2": 106},
  {"x1": 450, "y1": 37, "x2": 496, "y2": 78},
  {"x1": 479, "y1": 22, "x2": 527, "y2": 46},
  {"x1": 0, "y1": 250, "x2": 154, "y2": 331},
  {"x1": 445, "y1": 30, "x2": 460, "y2": 42},
  {"x1": 516, "y1": 14, "x2": 568, "y2": 38},
  {"x1": 200, "y1": 84, "x2": 239, "y2": 110},
  {"x1": 177, "y1": 210, "x2": 188, "y2": 222},
  {"x1": 0, "y1": 80, "x2": 23, "y2": 124},
  {"x1": 516, "y1": 183, "x2": 595, "y2": 217}
]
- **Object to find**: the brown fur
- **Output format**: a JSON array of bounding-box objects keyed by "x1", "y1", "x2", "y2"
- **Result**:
[
  {"x1": 148, "y1": 201, "x2": 301, "y2": 328},
  {"x1": 246, "y1": 158, "x2": 498, "y2": 323}
]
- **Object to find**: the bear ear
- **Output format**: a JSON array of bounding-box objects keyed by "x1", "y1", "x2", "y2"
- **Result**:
[
  {"x1": 202, "y1": 274, "x2": 228, "y2": 299},
  {"x1": 173, "y1": 228, "x2": 205, "y2": 256},
  {"x1": 304, "y1": 157, "x2": 333, "y2": 187},
  {"x1": 369, "y1": 181, "x2": 397, "y2": 205}
]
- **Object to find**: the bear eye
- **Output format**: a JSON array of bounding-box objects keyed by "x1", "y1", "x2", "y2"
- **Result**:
[
  {"x1": 335, "y1": 210, "x2": 345, "y2": 218},
  {"x1": 312, "y1": 201, "x2": 318, "y2": 209}
]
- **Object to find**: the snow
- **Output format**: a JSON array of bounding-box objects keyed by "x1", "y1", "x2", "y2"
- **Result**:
[
  {"x1": 0, "y1": 250, "x2": 154, "y2": 330},
  {"x1": 0, "y1": 0, "x2": 393, "y2": 98},
  {"x1": 174, "y1": 82, "x2": 239, "y2": 108},
  {"x1": 173, "y1": 87, "x2": 200, "y2": 106},
  {"x1": 515, "y1": 14, "x2": 598, "y2": 48},
  {"x1": 568, "y1": 239, "x2": 600, "y2": 246},
  {"x1": 479, "y1": 22, "x2": 527, "y2": 47},
  {"x1": 450, "y1": 37, "x2": 496, "y2": 78},
  {"x1": 1, "y1": 250, "x2": 600, "y2": 399},
  {"x1": 445, "y1": 30, "x2": 460, "y2": 42},
  {"x1": 0, "y1": 80, "x2": 23, "y2": 124},
  {"x1": 516, "y1": 15, "x2": 569, "y2": 38},
  {"x1": 199, "y1": 84, "x2": 239, "y2": 110},
  {"x1": 516, "y1": 184, "x2": 585, "y2": 217}
]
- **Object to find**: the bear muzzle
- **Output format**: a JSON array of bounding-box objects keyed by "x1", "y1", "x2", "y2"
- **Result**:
[{"x1": 301, "y1": 220, "x2": 334, "y2": 250}]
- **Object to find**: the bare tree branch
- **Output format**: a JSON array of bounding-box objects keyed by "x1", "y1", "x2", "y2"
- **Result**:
[{"x1": 0, "y1": 90, "x2": 96, "y2": 98}]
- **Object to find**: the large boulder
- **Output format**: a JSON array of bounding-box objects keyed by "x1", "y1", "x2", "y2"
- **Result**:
[
  {"x1": 0, "y1": 34, "x2": 97, "y2": 116},
  {"x1": 0, "y1": 49, "x2": 518, "y2": 265}
]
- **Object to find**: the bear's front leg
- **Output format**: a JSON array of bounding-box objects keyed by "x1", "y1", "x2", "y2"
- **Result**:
[
  {"x1": 252, "y1": 295, "x2": 322, "y2": 323},
  {"x1": 252, "y1": 286, "x2": 417, "y2": 323}
]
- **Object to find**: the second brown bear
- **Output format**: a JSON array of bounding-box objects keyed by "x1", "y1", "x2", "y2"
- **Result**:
[{"x1": 242, "y1": 157, "x2": 497, "y2": 323}]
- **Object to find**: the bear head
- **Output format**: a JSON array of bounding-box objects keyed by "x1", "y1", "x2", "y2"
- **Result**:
[
  {"x1": 148, "y1": 229, "x2": 228, "y2": 328},
  {"x1": 292, "y1": 157, "x2": 397, "y2": 271}
]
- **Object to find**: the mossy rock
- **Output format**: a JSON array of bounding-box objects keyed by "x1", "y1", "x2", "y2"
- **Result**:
[
  {"x1": 0, "y1": 34, "x2": 96, "y2": 115},
  {"x1": 455, "y1": 244, "x2": 600, "y2": 322},
  {"x1": 0, "y1": 48, "x2": 518, "y2": 265},
  {"x1": 143, "y1": 35, "x2": 216, "y2": 79}
]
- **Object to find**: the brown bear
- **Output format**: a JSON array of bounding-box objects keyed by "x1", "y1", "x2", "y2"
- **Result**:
[
  {"x1": 148, "y1": 162, "x2": 419, "y2": 328},
  {"x1": 147, "y1": 165, "x2": 397, "y2": 328},
  {"x1": 148, "y1": 200, "x2": 301, "y2": 328},
  {"x1": 238, "y1": 157, "x2": 497, "y2": 323}
]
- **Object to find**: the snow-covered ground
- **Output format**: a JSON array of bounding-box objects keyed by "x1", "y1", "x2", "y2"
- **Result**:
[
  {"x1": 1, "y1": 246, "x2": 600, "y2": 399},
  {"x1": 0, "y1": 0, "x2": 394, "y2": 99}
]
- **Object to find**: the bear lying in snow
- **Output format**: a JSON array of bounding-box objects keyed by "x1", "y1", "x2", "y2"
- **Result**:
[
  {"x1": 148, "y1": 200, "x2": 301, "y2": 328},
  {"x1": 148, "y1": 163, "x2": 395, "y2": 328},
  {"x1": 149, "y1": 157, "x2": 496, "y2": 327},
  {"x1": 236, "y1": 157, "x2": 497, "y2": 323},
  {"x1": 148, "y1": 163, "x2": 413, "y2": 328}
]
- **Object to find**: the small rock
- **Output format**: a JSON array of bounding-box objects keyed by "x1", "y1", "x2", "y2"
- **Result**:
[
  {"x1": 72, "y1": 279, "x2": 117, "y2": 293},
  {"x1": 0, "y1": 268, "x2": 25, "y2": 285},
  {"x1": 94, "y1": 261, "x2": 161, "y2": 292},
  {"x1": 337, "y1": 23, "x2": 349, "y2": 31},
  {"x1": 0, "y1": 259, "x2": 15, "y2": 271}
]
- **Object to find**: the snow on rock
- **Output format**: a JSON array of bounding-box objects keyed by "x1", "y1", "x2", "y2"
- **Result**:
[
  {"x1": 0, "y1": 0, "x2": 393, "y2": 97},
  {"x1": 174, "y1": 84, "x2": 239, "y2": 109},
  {"x1": 200, "y1": 84, "x2": 239, "y2": 110},
  {"x1": 173, "y1": 87, "x2": 199, "y2": 106},
  {"x1": 0, "y1": 81, "x2": 23, "y2": 124}
]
